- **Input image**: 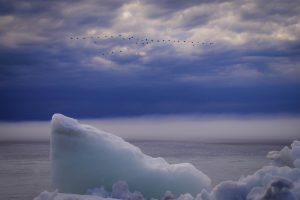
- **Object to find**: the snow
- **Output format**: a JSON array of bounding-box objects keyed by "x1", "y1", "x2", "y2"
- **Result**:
[
  {"x1": 51, "y1": 114, "x2": 211, "y2": 199},
  {"x1": 35, "y1": 114, "x2": 300, "y2": 200}
]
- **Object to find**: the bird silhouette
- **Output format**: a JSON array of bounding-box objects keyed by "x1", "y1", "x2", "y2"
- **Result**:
[{"x1": 69, "y1": 34, "x2": 215, "y2": 57}]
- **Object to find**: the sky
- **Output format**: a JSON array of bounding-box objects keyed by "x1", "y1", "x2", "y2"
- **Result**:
[{"x1": 0, "y1": 0, "x2": 300, "y2": 121}]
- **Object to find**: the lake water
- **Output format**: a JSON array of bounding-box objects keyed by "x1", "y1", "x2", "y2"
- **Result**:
[{"x1": 0, "y1": 141, "x2": 284, "y2": 200}]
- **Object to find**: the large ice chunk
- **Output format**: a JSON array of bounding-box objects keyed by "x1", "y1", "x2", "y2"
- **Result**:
[{"x1": 51, "y1": 114, "x2": 211, "y2": 199}]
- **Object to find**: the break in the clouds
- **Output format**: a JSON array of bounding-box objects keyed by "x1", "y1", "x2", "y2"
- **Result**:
[{"x1": 0, "y1": 0, "x2": 300, "y2": 120}]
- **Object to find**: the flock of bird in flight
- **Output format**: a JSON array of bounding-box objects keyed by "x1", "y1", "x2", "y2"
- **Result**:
[{"x1": 69, "y1": 34, "x2": 215, "y2": 57}]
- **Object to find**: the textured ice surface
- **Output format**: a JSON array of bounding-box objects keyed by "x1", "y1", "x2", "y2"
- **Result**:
[
  {"x1": 87, "y1": 181, "x2": 144, "y2": 200},
  {"x1": 204, "y1": 141, "x2": 300, "y2": 200},
  {"x1": 209, "y1": 166, "x2": 300, "y2": 200},
  {"x1": 267, "y1": 140, "x2": 300, "y2": 168},
  {"x1": 36, "y1": 165, "x2": 300, "y2": 200},
  {"x1": 51, "y1": 114, "x2": 211, "y2": 198},
  {"x1": 37, "y1": 114, "x2": 300, "y2": 200}
]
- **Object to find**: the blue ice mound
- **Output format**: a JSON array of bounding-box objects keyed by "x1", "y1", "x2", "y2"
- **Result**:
[{"x1": 51, "y1": 114, "x2": 211, "y2": 198}]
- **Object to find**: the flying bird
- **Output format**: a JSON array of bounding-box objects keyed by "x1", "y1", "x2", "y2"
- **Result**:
[{"x1": 69, "y1": 34, "x2": 215, "y2": 58}]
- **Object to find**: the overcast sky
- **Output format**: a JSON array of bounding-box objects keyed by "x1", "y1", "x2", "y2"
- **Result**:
[{"x1": 0, "y1": 0, "x2": 300, "y2": 120}]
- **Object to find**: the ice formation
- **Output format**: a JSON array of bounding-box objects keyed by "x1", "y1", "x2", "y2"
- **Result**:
[
  {"x1": 51, "y1": 114, "x2": 211, "y2": 199},
  {"x1": 36, "y1": 165, "x2": 300, "y2": 200},
  {"x1": 267, "y1": 140, "x2": 300, "y2": 168},
  {"x1": 209, "y1": 166, "x2": 300, "y2": 200},
  {"x1": 36, "y1": 114, "x2": 300, "y2": 200},
  {"x1": 203, "y1": 141, "x2": 300, "y2": 200}
]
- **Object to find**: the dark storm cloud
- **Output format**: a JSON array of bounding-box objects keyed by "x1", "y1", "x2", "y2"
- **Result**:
[{"x1": 0, "y1": 0, "x2": 299, "y2": 120}]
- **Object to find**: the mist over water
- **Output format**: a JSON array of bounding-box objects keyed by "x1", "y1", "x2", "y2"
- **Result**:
[{"x1": 0, "y1": 115, "x2": 299, "y2": 143}]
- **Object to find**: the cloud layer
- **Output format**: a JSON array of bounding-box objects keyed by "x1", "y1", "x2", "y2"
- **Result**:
[{"x1": 0, "y1": 0, "x2": 300, "y2": 120}]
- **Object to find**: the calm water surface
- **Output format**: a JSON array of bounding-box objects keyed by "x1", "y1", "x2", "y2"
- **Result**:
[{"x1": 0, "y1": 141, "x2": 283, "y2": 200}]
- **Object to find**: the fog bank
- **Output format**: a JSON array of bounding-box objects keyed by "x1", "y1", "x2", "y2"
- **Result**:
[{"x1": 0, "y1": 115, "x2": 299, "y2": 143}]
